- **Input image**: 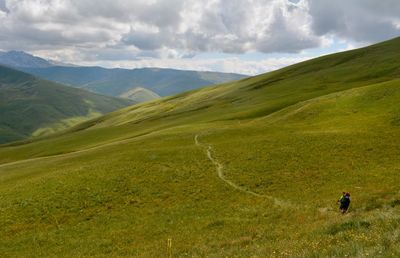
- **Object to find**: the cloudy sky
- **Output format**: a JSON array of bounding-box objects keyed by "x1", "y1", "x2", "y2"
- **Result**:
[{"x1": 0, "y1": 0, "x2": 399, "y2": 75}]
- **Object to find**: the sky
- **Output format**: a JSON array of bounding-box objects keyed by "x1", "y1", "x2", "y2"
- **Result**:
[{"x1": 0, "y1": 0, "x2": 399, "y2": 75}]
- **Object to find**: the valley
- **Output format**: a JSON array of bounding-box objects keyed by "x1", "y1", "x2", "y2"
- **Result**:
[{"x1": 1, "y1": 37, "x2": 400, "y2": 256}]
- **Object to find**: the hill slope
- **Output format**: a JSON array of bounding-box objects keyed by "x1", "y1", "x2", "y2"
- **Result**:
[
  {"x1": 0, "y1": 65, "x2": 132, "y2": 143},
  {"x1": 119, "y1": 87, "x2": 160, "y2": 102},
  {"x1": 20, "y1": 66, "x2": 247, "y2": 97},
  {"x1": 1, "y1": 37, "x2": 400, "y2": 257}
]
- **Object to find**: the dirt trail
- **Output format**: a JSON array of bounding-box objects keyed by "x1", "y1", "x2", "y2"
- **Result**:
[
  {"x1": 195, "y1": 134, "x2": 263, "y2": 197},
  {"x1": 195, "y1": 134, "x2": 296, "y2": 208}
]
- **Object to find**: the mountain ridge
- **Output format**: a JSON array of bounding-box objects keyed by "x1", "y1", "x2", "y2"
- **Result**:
[
  {"x1": 20, "y1": 66, "x2": 247, "y2": 97},
  {"x1": 0, "y1": 50, "x2": 53, "y2": 68},
  {"x1": 0, "y1": 50, "x2": 248, "y2": 99}
]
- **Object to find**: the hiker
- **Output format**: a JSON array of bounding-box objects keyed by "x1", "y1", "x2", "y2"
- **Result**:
[{"x1": 338, "y1": 192, "x2": 351, "y2": 213}]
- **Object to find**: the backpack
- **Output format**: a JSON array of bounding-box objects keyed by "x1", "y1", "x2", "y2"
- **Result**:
[{"x1": 342, "y1": 196, "x2": 350, "y2": 205}]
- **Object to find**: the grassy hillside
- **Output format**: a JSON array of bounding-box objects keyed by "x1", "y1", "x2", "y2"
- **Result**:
[
  {"x1": 119, "y1": 87, "x2": 160, "y2": 102},
  {"x1": 0, "y1": 65, "x2": 132, "y2": 143},
  {"x1": 1, "y1": 37, "x2": 400, "y2": 257},
  {"x1": 20, "y1": 66, "x2": 247, "y2": 97}
]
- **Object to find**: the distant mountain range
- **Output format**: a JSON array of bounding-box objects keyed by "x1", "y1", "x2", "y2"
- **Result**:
[
  {"x1": 0, "y1": 50, "x2": 74, "y2": 68},
  {"x1": 0, "y1": 50, "x2": 53, "y2": 68},
  {"x1": 0, "y1": 50, "x2": 247, "y2": 100},
  {"x1": 0, "y1": 65, "x2": 132, "y2": 144},
  {"x1": 20, "y1": 66, "x2": 247, "y2": 97}
]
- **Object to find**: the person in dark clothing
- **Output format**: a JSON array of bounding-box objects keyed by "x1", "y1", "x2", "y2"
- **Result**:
[{"x1": 338, "y1": 192, "x2": 351, "y2": 213}]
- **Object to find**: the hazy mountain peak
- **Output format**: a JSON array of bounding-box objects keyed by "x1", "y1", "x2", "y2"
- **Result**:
[{"x1": 0, "y1": 50, "x2": 52, "y2": 68}]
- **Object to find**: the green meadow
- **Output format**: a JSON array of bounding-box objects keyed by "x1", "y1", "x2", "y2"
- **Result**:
[{"x1": 1, "y1": 37, "x2": 400, "y2": 257}]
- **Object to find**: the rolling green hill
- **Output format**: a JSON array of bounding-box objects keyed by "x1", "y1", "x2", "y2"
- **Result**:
[
  {"x1": 1, "y1": 37, "x2": 400, "y2": 257},
  {"x1": 0, "y1": 65, "x2": 133, "y2": 144},
  {"x1": 119, "y1": 87, "x2": 160, "y2": 102}
]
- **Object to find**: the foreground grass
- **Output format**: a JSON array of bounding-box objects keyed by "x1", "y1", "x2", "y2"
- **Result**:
[
  {"x1": 1, "y1": 80, "x2": 400, "y2": 256},
  {"x1": 1, "y1": 37, "x2": 400, "y2": 257}
]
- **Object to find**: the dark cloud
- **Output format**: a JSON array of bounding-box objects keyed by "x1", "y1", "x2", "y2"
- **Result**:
[
  {"x1": 0, "y1": 0, "x2": 8, "y2": 12},
  {"x1": 308, "y1": 0, "x2": 400, "y2": 43},
  {"x1": 122, "y1": 30, "x2": 166, "y2": 51},
  {"x1": 71, "y1": 0, "x2": 184, "y2": 27}
]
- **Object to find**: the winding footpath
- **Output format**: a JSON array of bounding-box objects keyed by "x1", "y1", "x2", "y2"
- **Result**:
[
  {"x1": 195, "y1": 134, "x2": 263, "y2": 197},
  {"x1": 194, "y1": 134, "x2": 296, "y2": 208}
]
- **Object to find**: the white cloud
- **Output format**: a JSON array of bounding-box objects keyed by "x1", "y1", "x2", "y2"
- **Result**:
[
  {"x1": 393, "y1": 19, "x2": 400, "y2": 30},
  {"x1": 0, "y1": 0, "x2": 320, "y2": 54}
]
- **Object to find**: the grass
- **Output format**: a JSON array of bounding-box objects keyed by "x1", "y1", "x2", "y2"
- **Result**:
[
  {"x1": 1, "y1": 37, "x2": 400, "y2": 257},
  {"x1": 31, "y1": 110, "x2": 102, "y2": 137}
]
